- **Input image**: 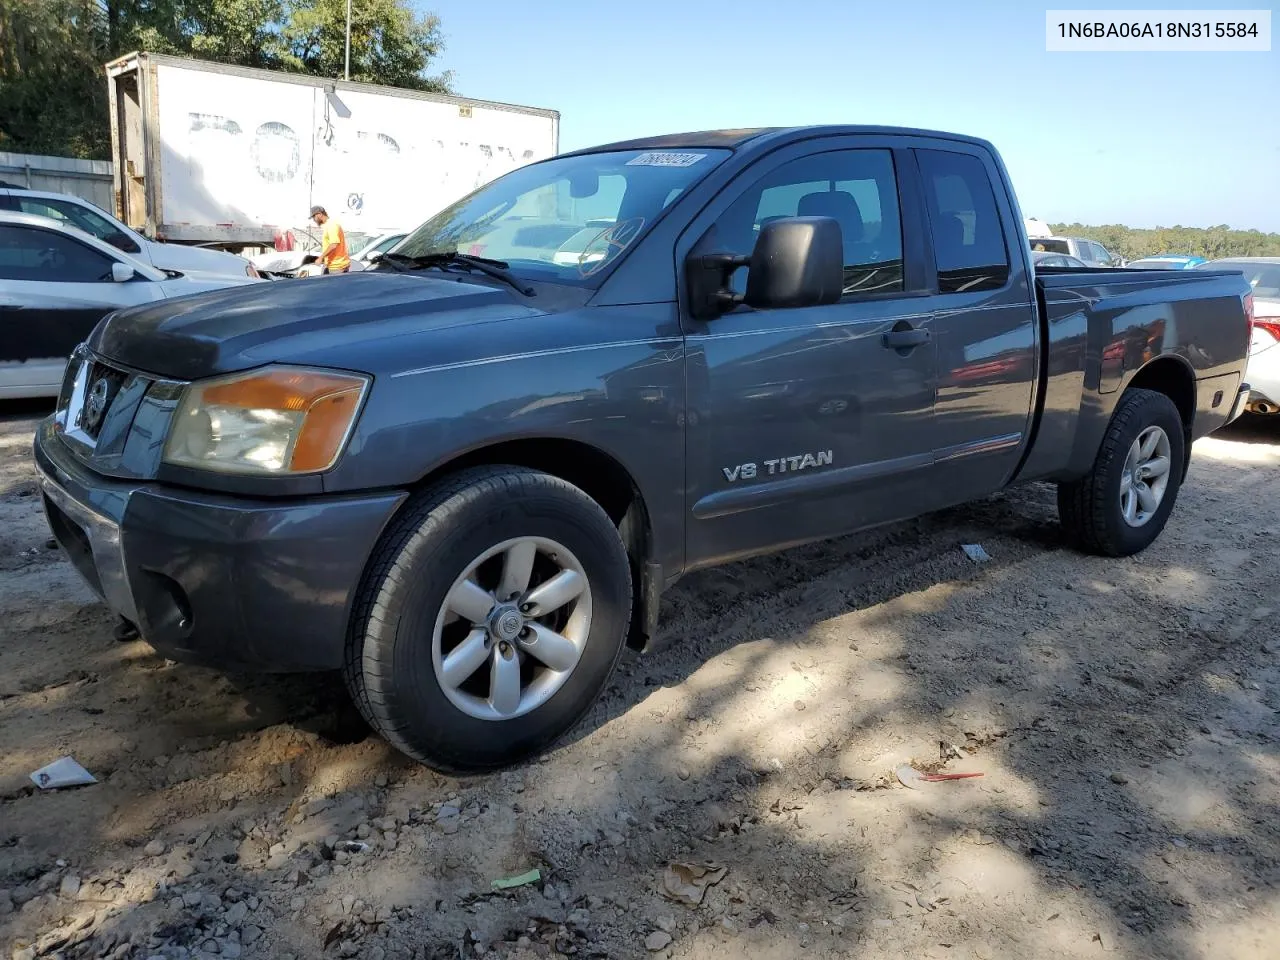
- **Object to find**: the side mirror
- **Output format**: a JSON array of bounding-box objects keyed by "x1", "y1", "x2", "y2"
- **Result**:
[
  {"x1": 686, "y1": 216, "x2": 844, "y2": 320},
  {"x1": 744, "y1": 217, "x2": 844, "y2": 310},
  {"x1": 110, "y1": 262, "x2": 136, "y2": 283}
]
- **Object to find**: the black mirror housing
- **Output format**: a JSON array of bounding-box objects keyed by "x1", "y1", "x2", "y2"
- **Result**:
[{"x1": 744, "y1": 217, "x2": 844, "y2": 310}]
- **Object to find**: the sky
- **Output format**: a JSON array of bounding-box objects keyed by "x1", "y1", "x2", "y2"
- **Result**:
[{"x1": 418, "y1": 0, "x2": 1279, "y2": 232}]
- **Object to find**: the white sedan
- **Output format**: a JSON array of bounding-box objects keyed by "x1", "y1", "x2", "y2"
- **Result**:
[
  {"x1": 0, "y1": 185, "x2": 260, "y2": 281},
  {"x1": 0, "y1": 211, "x2": 262, "y2": 399}
]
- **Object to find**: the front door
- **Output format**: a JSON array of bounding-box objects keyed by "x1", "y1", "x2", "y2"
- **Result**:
[
  {"x1": 0, "y1": 223, "x2": 157, "y2": 396},
  {"x1": 679, "y1": 140, "x2": 941, "y2": 569}
]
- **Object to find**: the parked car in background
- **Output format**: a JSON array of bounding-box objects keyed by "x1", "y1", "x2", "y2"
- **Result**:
[
  {"x1": 0, "y1": 185, "x2": 260, "y2": 280},
  {"x1": 1029, "y1": 236, "x2": 1122, "y2": 268},
  {"x1": 1195, "y1": 257, "x2": 1280, "y2": 415},
  {"x1": 0, "y1": 211, "x2": 261, "y2": 398},
  {"x1": 1126, "y1": 255, "x2": 1207, "y2": 270},
  {"x1": 1032, "y1": 250, "x2": 1089, "y2": 268},
  {"x1": 351, "y1": 231, "x2": 409, "y2": 265},
  {"x1": 33, "y1": 124, "x2": 1253, "y2": 772},
  {"x1": 250, "y1": 230, "x2": 399, "y2": 277}
]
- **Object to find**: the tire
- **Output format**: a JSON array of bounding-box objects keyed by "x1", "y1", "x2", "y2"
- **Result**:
[
  {"x1": 344, "y1": 466, "x2": 633, "y2": 772},
  {"x1": 1057, "y1": 388, "x2": 1186, "y2": 557}
]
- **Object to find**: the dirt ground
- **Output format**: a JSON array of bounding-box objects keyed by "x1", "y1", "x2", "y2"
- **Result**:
[{"x1": 2, "y1": 399, "x2": 1278, "y2": 960}]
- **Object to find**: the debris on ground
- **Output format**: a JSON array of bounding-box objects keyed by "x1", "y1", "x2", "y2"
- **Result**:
[
  {"x1": 896, "y1": 764, "x2": 985, "y2": 789},
  {"x1": 660, "y1": 861, "x2": 728, "y2": 906},
  {"x1": 491, "y1": 868, "x2": 541, "y2": 891},
  {"x1": 29, "y1": 756, "x2": 97, "y2": 790},
  {"x1": 961, "y1": 543, "x2": 992, "y2": 563}
]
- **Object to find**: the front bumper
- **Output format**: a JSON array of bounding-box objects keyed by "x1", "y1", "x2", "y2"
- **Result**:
[{"x1": 34, "y1": 419, "x2": 406, "y2": 672}]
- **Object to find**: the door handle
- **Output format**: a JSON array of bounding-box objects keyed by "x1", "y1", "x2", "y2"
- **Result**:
[{"x1": 882, "y1": 322, "x2": 931, "y2": 351}]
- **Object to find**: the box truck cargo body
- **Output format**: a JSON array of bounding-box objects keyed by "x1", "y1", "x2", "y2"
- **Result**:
[{"x1": 106, "y1": 52, "x2": 560, "y2": 247}]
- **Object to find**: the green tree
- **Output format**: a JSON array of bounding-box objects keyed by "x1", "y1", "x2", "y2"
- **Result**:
[
  {"x1": 0, "y1": 0, "x2": 451, "y2": 158},
  {"x1": 1050, "y1": 222, "x2": 1280, "y2": 260},
  {"x1": 281, "y1": 0, "x2": 450, "y2": 91},
  {"x1": 0, "y1": 0, "x2": 108, "y2": 156}
]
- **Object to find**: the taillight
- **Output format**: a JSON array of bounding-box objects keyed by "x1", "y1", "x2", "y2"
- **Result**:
[
  {"x1": 1255, "y1": 319, "x2": 1280, "y2": 343},
  {"x1": 1244, "y1": 293, "x2": 1254, "y2": 333}
]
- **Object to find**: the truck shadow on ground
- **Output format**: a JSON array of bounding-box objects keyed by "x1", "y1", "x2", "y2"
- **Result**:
[{"x1": 2, "y1": 442, "x2": 1277, "y2": 958}]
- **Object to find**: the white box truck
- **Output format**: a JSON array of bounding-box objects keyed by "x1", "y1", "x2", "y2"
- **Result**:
[{"x1": 105, "y1": 52, "x2": 560, "y2": 250}]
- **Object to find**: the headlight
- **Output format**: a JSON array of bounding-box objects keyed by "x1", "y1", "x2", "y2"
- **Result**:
[
  {"x1": 163, "y1": 366, "x2": 370, "y2": 475},
  {"x1": 246, "y1": 263, "x2": 261, "y2": 278}
]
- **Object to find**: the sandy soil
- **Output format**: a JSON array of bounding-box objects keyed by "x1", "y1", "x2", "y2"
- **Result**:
[{"x1": 2, "y1": 398, "x2": 1278, "y2": 960}]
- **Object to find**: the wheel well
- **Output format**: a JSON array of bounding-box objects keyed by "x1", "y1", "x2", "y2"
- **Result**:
[
  {"x1": 415, "y1": 439, "x2": 656, "y2": 649},
  {"x1": 1125, "y1": 357, "x2": 1195, "y2": 476},
  {"x1": 1127, "y1": 357, "x2": 1195, "y2": 429}
]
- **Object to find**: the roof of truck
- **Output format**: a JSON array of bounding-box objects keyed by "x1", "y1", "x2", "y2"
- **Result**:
[{"x1": 561, "y1": 125, "x2": 990, "y2": 157}]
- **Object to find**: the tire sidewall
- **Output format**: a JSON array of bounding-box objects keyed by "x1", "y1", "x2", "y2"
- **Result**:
[
  {"x1": 366, "y1": 477, "x2": 631, "y2": 769},
  {"x1": 1101, "y1": 394, "x2": 1185, "y2": 554}
]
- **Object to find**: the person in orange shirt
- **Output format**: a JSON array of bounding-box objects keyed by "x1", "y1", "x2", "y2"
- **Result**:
[{"x1": 309, "y1": 205, "x2": 351, "y2": 274}]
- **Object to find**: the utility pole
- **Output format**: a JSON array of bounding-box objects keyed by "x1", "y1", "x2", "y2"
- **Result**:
[{"x1": 344, "y1": 0, "x2": 352, "y2": 81}]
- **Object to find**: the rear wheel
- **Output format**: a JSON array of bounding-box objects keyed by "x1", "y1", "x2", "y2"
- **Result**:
[
  {"x1": 344, "y1": 466, "x2": 632, "y2": 772},
  {"x1": 1057, "y1": 388, "x2": 1186, "y2": 556}
]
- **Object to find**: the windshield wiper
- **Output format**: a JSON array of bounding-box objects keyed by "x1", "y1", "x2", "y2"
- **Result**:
[{"x1": 375, "y1": 251, "x2": 535, "y2": 296}]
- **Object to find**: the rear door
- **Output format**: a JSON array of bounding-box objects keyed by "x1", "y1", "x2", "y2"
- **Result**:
[
  {"x1": 678, "y1": 137, "x2": 941, "y2": 568},
  {"x1": 0, "y1": 223, "x2": 162, "y2": 393},
  {"x1": 912, "y1": 145, "x2": 1038, "y2": 505}
]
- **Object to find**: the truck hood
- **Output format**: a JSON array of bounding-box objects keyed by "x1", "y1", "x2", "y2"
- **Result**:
[{"x1": 87, "y1": 272, "x2": 541, "y2": 381}]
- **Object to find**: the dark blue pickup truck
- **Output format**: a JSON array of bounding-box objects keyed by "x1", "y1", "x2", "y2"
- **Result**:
[{"x1": 34, "y1": 126, "x2": 1254, "y2": 771}]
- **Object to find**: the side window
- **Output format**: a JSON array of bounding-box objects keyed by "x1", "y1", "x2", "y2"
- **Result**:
[
  {"x1": 0, "y1": 225, "x2": 114, "y2": 282},
  {"x1": 714, "y1": 149, "x2": 905, "y2": 297},
  {"x1": 17, "y1": 196, "x2": 141, "y2": 254},
  {"x1": 916, "y1": 149, "x2": 1010, "y2": 293}
]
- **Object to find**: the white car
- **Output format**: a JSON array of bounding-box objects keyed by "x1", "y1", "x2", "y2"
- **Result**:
[
  {"x1": 1029, "y1": 236, "x2": 1122, "y2": 268},
  {"x1": 250, "y1": 229, "x2": 407, "y2": 277},
  {"x1": 0, "y1": 186, "x2": 260, "y2": 280},
  {"x1": 0, "y1": 211, "x2": 262, "y2": 398},
  {"x1": 1194, "y1": 257, "x2": 1280, "y2": 415}
]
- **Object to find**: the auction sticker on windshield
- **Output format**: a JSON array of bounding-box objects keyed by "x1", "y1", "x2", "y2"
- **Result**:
[{"x1": 626, "y1": 152, "x2": 707, "y2": 167}]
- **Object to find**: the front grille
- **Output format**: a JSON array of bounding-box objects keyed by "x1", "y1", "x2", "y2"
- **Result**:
[{"x1": 73, "y1": 361, "x2": 129, "y2": 441}]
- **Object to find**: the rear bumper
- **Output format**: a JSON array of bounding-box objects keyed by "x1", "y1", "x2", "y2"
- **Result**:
[
  {"x1": 1227, "y1": 382, "x2": 1251, "y2": 424},
  {"x1": 1243, "y1": 346, "x2": 1279, "y2": 409},
  {"x1": 34, "y1": 418, "x2": 406, "y2": 672}
]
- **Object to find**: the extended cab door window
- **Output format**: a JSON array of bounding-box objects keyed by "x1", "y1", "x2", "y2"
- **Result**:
[
  {"x1": 913, "y1": 146, "x2": 1036, "y2": 507},
  {"x1": 916, "y1": 151, "x2": 1011, "y2": 293},
  {"x1": 717, "y1": 149, "x2": 905, "y2": 298}
]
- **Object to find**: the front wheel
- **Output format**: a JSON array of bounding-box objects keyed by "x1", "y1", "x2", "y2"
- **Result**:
[
  {"x1": 1057, "y1": 388, "x2": 1186, "y2": 557},
  {"x1": 344, "y1": 466, "x2": 633, "y2": 772}
]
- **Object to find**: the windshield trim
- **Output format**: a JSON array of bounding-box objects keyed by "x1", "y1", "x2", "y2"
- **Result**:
[{"x1": 395, "y1": 147, "x2": 732, "y2": 292}]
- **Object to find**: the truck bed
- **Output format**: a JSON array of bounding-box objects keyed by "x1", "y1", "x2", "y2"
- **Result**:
[{"x1": 1018, "y1": 266, "x2": 1252, "y2": 484}]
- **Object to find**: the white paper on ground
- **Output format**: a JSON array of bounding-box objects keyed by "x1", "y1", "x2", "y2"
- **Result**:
[{"x1": 30, "y1": 756, "x2": 98, "y2": 790}]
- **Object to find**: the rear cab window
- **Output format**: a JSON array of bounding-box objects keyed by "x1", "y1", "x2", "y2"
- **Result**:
[{"x1": 916, "y1": 149, "x2": 1011, "y2": 293}]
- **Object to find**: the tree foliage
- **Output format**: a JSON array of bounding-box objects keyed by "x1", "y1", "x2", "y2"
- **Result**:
[
  {"x1": 0, "y1": 0, "x2": 451, "y2": 158},
  {"x1": 1049, "y1": 222, "x2": 1280, "y2": 260}
]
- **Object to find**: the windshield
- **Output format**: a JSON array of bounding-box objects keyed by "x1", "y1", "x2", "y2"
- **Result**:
[
  {"x1": 1197, "y1": 260, "x2": 1280, "y2": 299},
  {"x1": 396, "y1": 148, "x2": 731, "y2": 286}
]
